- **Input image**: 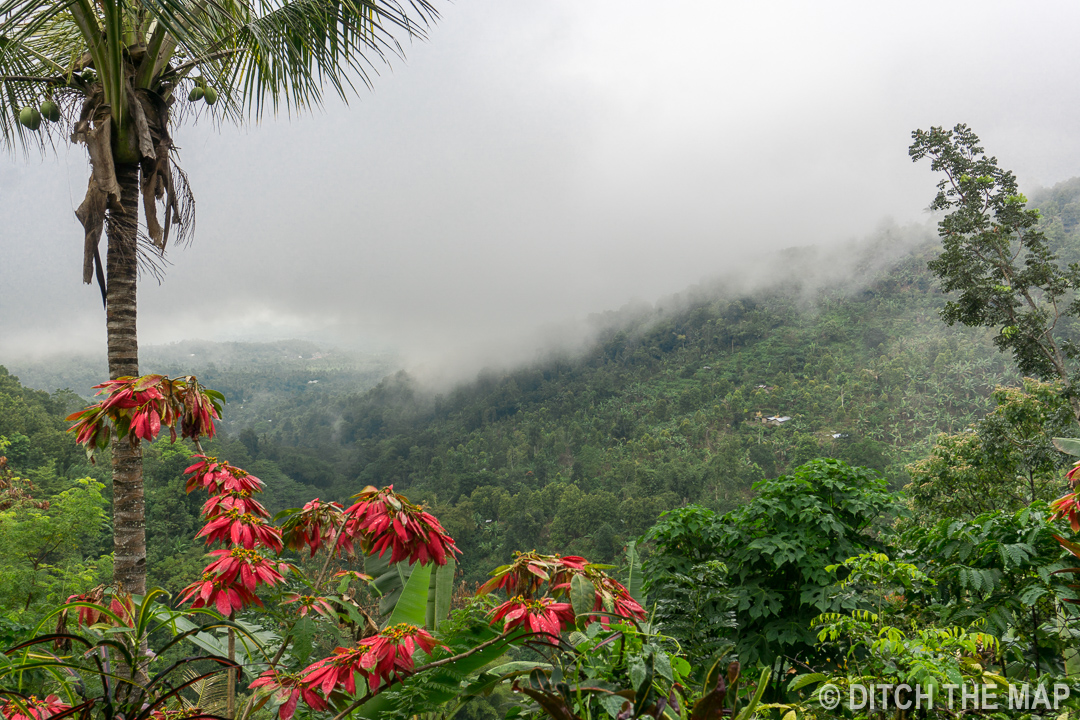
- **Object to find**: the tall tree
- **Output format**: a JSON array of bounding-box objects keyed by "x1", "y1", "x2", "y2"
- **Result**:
[
  {"x1": 910, "y1": 123, "x2": 1080, "y2": 420},
  {"x1": 1, "y1": 0, "x2": 439, "y2": 593}
]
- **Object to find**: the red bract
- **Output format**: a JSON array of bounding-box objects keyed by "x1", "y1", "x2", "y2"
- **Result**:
[
  {"x1": 202, "y1": 490, "x2": 270, "y2": 520},
  {"x1": 251, "y1": 670, "x2": 326, "y2": 720},
  {"x1": 175, "y1": 377, "x2": 223, "y2": 441},
  {"x1": 202, "y1": 548, "x2": 288, "y2": 592},
  {"x1": 195, "y1": 509, "x2": 284, "y2": 552},
  {"x1": 184, "y1": 457, "x2": 265, "y2": 495},
  {"x1": 550, "y1": 574, "x2": 646, "y2": 625},
  {"x1": 66, "y1": 587, "x2": 135, "y2": 627},
  {"x1": 1054, "y1": 461, "x2": 1080, "y2": 532},
  {"x1": 300, "y1": 624, "x2": 442, "y2": 696},
  {"x1": 178, "y1": 572, "x2": 261, "y2": 615},
  {"x1": 0, "y1": 695, "x2": 70, "y2": 720},
  {"x1": 283, "y1": 594, "x2": 337, "y2": 619},
  {"x1": 1052, "y1": 492, "x2": 1080, "y2": 533},
  {"x1": 333, "y1": 570, "x2": 373, "y2": 582},
  {"x1": 343, "y1": 486, "x2": 459, "y2": 566},
  {"x1": 478, "y1": 552, "x2": 591, "y2": 598},
  {"x1": 279, "y1": 499, "x2": 348, "y2": 558},
  {"x1": 594, "y1": 576, "x2": 647, "y2": 622},
  {"x1": 490, "y1": 596, "x2": 575, "y2": 637},
  {"x1": 66, "y1": 376, "x2": 223, "y2": 461}
]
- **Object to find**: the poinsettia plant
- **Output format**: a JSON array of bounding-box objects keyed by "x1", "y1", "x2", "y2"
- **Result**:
[{"x1": 66, "y1": 375, "x2": 223, "y2": 460}]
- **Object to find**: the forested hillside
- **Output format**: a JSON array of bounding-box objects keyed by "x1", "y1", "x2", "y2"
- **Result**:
[{"x1": 239, "y1": 244, "x2": 1014, "y2": 581}]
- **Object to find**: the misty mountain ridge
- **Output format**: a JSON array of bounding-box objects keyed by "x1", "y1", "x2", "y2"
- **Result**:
[{"x1": 5, "y1": 177, "x2": 1080, "y2": 581}]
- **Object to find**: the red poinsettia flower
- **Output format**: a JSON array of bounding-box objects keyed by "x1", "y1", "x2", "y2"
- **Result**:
[
  {"x1": 279, "y1": 499, "x2": 348, "y2": 557},
  {"x1": 195, "y1": 509, "x2": 284, "y2": 552},
  {"x1": 251, "y1": 670, "x2": 327, "y2": 720},
  {"x1": 594, "y1": 576, "x2": 647, "y2": 622},
  {"x1": 282, "y1": 594, "x2": 337, "y2": 619},
  {"x1": 175, "y1": 377, "x2": 222, "y2": 441},
  {"x1": 66, "y1": 403, "x2": 110, "y2": 448},
  {"x1": 184, "y1": 457, "x2": 266, "y2": 495},
  {"x1": 201, "y1": 490, "x2": 271, "y2": 520},
  {"x1": 342, "y1": 486, "x2": 459, "y2": 566},
  {"x1": 66, "y1": 376, "x2": 169, "y2": 448},
  {"x1": 478, "y1": 552, "x2": 588, "y2": 598},
  {"x1": 300, "y1": 623, "x2": 443, "y2": 696},
  {"x1": 177, "y1": 572, "x2": 261, "y2": 615},
  {"x1": 1052, "y1": 492, "x2": 1080, "y2": 532},
  {"x1": 0, "y1": 695, "x2": 70, "y2": 720},
  {"x1": 490, "y1": 596, "x2": 574, "y2": 637},
  {"x1": 202, "y1": 548, "x2": 288, "y2": 592}
]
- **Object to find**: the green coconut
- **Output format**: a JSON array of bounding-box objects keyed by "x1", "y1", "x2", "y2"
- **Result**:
[
  {"x1": 203, "y1": 87, "x2": 217, "y2": 106},
  {"x1": 40, "y1": 100, "x2": 60, "y2": 123},
  {"x1": 18, "y1": 106, "x2": 41, "y2": 131},
  {"x1": 188, "y1": 86, "x2": 205, "y2": 102}
]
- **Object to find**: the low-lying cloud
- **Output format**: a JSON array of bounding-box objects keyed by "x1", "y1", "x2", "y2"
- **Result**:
[{"x1": 3, "y1": 0, "x2": 1080, "y2": 383}]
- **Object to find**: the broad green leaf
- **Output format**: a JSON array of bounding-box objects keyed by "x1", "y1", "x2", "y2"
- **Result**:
[
  {"x1": 386, "y1": 562, "x2": 432, "y2": 629},
  {"x1": 292, "y1": 616, "x2": 316, "y2": 666},
  {"x1": 599, "y1": 694, "x2": 627, "y2": 718},
  {"x1": 1053, "y1": 437, "x2": 1080, "y2": 457},
  {"x1": 368, "y1": 553, "x2": 413, "y2": 617},
  {"x1": 426, "y1": 557, "x2": 456, "y2": 631},
  {"x1": 570, "y1": 574, "x2": 595, "y2": 619}
]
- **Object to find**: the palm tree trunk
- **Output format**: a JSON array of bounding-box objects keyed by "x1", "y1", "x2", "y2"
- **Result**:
[{"x1": 108, "y1": 161, "x2": 146, "y2": 595}]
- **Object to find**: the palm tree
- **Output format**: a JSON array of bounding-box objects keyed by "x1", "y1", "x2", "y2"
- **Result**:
[{"x1": 0, "y1": 0, "x2": 439, "y2": 594}]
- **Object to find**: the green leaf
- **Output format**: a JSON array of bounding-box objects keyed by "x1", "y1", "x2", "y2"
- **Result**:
[
  {"x1": 570, "y1": 574, "x2": 595, "y2": 619},
  {"x1": 351, "y1": 626, "x2": 525, "y2": 720},
  {"x1": 1018, "y1": 585, "x2": 1048, "y2": 605},
  {"x1": 430, "y1": 557, "x2": 455, "y2": 631},
  {"x1": 653, "y1": 649, "x2": 673, "y2": 682},
  {"x1": 292, "y1": 616, "x2": 315, "y2": 666},
  {"x1": 1053, "y1": 438, "x2": 1080, "y2": 457},
  {"x1": 598, "y1": 694, "x2": 627, "y2": 719},
  {"x1": 385, "y1": 562, "x2": 432, "y2": 629},
  {"x1": 625, "y1": 540, "x2": 645, "y2": 605},
  {"x1": 734, "y1": 667, "x2": 771, "y2": 720},
  {"x1": 455, "y1": 660, "x2": 551, "y2": 705},
  {"x1": 368, "y1": 553, "x2": 412, "y2": 617},
  {"x1": 788, "y1": 672, "x2": 827, "y2": 692}
]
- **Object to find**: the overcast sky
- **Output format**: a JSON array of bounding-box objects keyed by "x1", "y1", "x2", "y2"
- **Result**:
[{"x1": 4, "y1": 0, "x2": 1080, "y2": 378}]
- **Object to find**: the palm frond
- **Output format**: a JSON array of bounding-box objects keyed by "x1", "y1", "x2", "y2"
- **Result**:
[
  {"x1": 174, "y1": 0, "x2": 439, "y2": 119},
  {"x1": 180, "y1": 667, "x2": 229, "y2": 714},
  {"x1": 0, "y1": 4, "x2": 91, "y2": 150}
]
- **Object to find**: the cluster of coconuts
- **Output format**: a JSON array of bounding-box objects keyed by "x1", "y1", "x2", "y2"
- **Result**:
[
  {"x1": 188, "y1": 79, "x2": 218, "y2": 106},
  {"x1": 18, "y1": 99, "x2": 61, "y2": 131}
]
